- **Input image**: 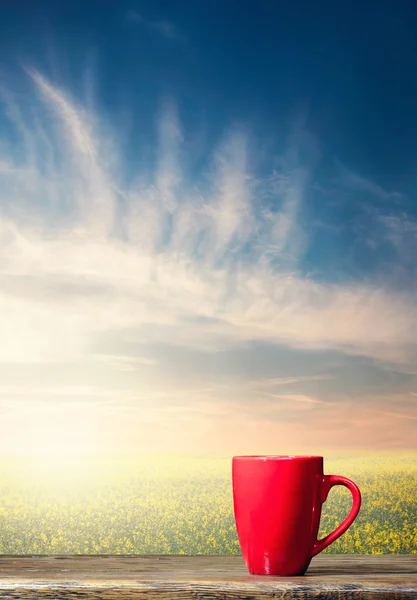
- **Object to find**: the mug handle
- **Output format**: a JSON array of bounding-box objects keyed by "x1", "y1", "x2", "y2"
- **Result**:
[{"x1": 311, "y1": 474, "x2": 362, "y2": 557}]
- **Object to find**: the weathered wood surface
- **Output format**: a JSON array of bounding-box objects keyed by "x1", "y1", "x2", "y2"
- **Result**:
[{"x1": 0, "y1": 555, "x2": 415, "y2": 599}]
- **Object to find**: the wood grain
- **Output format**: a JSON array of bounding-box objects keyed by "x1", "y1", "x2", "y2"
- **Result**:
[{"x1": 0, "y1": 555, "x2": 415, "y2": 599}]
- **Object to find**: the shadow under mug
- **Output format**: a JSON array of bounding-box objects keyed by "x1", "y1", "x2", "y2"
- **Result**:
[{"x1": 232, "y1": 455, "x2": 361, "y2": 576}]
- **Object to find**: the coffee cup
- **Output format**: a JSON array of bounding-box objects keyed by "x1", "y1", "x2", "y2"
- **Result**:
[{"x1": 232, "y1": 455, "x2": 361, "y2": 576}]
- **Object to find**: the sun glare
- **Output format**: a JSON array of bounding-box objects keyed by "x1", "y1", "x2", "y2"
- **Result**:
[
  {"x1": 10, "y1": 406, "x2": 102, "y2": 479},
  {"x1": 26, "y1": 427, "x2": 96, "y2": 459}
]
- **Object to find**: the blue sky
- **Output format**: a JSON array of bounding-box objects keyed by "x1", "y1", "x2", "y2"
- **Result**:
[{"x1": 0, "y1": 0, "x2": 416, "y2": 457}]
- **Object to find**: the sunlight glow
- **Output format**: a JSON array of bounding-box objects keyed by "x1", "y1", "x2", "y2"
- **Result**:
[{"x1": 11, "y1": 406, "x2": 102, "y2": 479}]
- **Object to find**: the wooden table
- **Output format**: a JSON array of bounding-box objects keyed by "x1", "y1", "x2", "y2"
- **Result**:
[{"x1": 0, "y1": 555, "x2": 415, "y2": 599}]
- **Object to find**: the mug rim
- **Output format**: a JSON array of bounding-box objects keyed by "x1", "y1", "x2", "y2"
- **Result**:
[{"x1": 233, "y1": 455, "x2": 323, "y2": 461}]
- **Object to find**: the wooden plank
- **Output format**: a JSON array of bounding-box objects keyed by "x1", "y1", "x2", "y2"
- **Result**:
[{"x1": 0, "y1": 555, "x2": 415, "y2": 599}]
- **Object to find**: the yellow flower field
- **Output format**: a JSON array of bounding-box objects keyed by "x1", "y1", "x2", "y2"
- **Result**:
[{"x1": 0, "y1": 453, "x2": 415, "y2": 554}]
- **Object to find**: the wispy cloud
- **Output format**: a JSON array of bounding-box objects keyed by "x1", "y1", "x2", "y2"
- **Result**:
[
  {"x1": 0, "y1": 69, "x2": 416, "y2": 452},
  {"x1": 334, "y1": 159, "x2": 403, "y2": 201},
  {"x1": 378, "y1": 213, "x2": 417, "y2": 260},
  {"x1": 246, "y1": 375, "x2": 331, "y2": 388},
  {"x1": 93, "y1": 354, "x2": 156, "y2": 370},
  {"x1": 259, "y1": 392, "x2": 327, "y2": 405},
  {"x1": 372, "y1": 409, "x2": 417, "y2": 421},
  {"x1": 127, "y1": 10, "x2": 183, "y2": 42},
  {"x1": 0, "y1": 69, "x2": 416, "y2": 371}
]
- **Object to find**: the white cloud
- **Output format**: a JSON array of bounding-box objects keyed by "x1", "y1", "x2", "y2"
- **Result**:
[{"x1": 0, "y1": 69, "x2": 416, "y2": 377}]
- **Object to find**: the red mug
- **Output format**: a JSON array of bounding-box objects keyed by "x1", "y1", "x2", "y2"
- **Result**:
[{"x1": 232, "y1": 455, "x2": 361, "y2": 576}]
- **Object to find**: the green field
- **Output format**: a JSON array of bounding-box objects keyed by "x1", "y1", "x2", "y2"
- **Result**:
[{"x1": 0, "y1": 453, "x2": 415, "y2": 554}]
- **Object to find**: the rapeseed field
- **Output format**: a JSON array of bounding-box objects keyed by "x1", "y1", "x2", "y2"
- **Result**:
[{"x1": 0, "y1": 453, "x2": 415, "y2": 554}]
